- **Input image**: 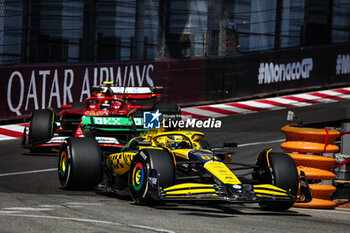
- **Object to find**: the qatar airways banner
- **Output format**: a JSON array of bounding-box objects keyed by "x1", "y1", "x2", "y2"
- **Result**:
[
  {"x1": 0, "y1": 59, "x2": 207, "y2": 120},
  {"x1": 1, "y1": 44, "x2": 350, "y2": 121}
]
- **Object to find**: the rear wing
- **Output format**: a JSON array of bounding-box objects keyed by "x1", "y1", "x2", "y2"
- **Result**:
[{"x1": 92, "y1": 84, "x2": 163, "y2": 100}]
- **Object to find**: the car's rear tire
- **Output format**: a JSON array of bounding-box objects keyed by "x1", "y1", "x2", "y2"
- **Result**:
[
  {"x1": 128, "y1": 149, "x2": 175, "y2": 204},
  {"x1": 58, "y1": 137, "x2": 102, "y2": 190},
  {"x1": 254, "y1": 151, "x2": 298, "y2": 211},
  {"x1": 29, "y1": 109, "x2": 55, "y2": 152}
]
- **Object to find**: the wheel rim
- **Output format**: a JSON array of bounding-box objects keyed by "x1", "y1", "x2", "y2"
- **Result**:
[
  {"x1": 59, "y1": 151, "x2": 68, "y2": 177},
  {"x1": 132, "y1": 162, "x2": 144, "y2": 191}
]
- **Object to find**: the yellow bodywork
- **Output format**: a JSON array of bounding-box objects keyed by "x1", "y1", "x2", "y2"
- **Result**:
[
  {"x1": 172, "y1": 149, "x2": 190, "y2": 159},
  {"x1": 107, "y1": 152, "x2": 136, "y2": 176},
  {"x1": 163, "y1": 183, "x2": 217, "y2": 198},
  {"x1": 253, "y1": 184, "x2": 291, "y2": 198},
  {"x1": 204, "y1": 161, "x2": 241, "y2": 185}
]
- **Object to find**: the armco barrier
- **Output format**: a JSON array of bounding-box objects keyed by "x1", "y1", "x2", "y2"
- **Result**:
[{"x1": 281, "y1": 125, "x2": 338, "y2": 208}]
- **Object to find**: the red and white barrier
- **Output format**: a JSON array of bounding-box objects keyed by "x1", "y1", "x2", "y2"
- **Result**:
[{"x1": 182, "y1": 87, "x2": 350, "y2": 119}]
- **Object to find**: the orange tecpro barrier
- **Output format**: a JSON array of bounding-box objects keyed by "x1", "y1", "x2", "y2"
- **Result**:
[{"x1": 281, "y1": 125, "x2": 339, "y2": 208}]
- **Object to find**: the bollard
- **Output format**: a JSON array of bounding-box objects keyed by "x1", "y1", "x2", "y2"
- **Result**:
[{"x1": 281, "y1": 125, "x2": 338, "y2": 208}]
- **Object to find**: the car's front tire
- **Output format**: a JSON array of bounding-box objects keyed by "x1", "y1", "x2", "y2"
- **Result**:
[
  {"x1": 128, "y1": 149, "x2": 175, "y2": 204},
  {"x1": 254, "y1": 151, "x2": 299, "y2": 211}
]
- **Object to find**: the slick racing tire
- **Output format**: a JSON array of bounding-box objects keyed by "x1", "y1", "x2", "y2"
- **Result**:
[
  {"x1": 129, "y1": 149, "x2": 175, "y2": 205},
  {"x1": 254, "y1": 152, "x2": 298, "y2": 211},
  {"x1": 29, "y1": 109, "x2": 55, "y2": 152},
  {"x1": 58, "y1": 137, "x2": 102, "y2": 190}
]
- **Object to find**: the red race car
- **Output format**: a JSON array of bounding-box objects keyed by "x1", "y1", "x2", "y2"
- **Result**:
[{"x1": 22, "y1": 84, "x2": 180, "y2": 153}]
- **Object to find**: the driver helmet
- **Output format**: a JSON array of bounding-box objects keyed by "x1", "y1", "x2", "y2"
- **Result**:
[{"x1": 166, "y1": 138, "x2": 179, "y2": 150}]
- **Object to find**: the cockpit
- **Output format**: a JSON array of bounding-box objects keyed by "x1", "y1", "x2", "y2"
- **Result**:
[{"x1": 154, "y1": 134, "x2": 192, "y2": 150}]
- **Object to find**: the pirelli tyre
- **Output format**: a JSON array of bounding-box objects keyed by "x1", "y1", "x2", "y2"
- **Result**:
[
  {"x1": 254, "y1": 151, "x2": 299, "y2": 211},
  {"x1": 128, "y1": 149, "x2": 175, "y2": 204},
  {"x1": 58, "y1": 137, "x2": 102, "y2": 190},
  {"x1": 29, "y1": 109, "x2": 55, "y2": 152}
]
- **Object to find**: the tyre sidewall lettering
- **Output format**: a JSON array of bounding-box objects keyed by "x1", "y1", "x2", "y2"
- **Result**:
[
  {"x1": 141, "y1": 163, "x2": 150, "y2": 199},
  {"x1": 140, "y1": 151, "x2": 148, "y2": 161},
  {"x1": 59, "y1": 143, "x2": 72, "y2": 188},
  {"x1": 130, "y1": 151, "x2": 150, "y2": 202}
]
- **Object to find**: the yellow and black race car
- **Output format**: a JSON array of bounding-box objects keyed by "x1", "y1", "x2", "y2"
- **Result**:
[{"x1": 58, "y1": 129, "x2": 311, "y2": 211}]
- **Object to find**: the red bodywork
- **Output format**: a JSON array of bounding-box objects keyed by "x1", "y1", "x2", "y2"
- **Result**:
[
  {"x1": 24, "y1": 85, "x2": 162, "y2": 151},
  {"x1": 60, "y1": 97, "x2": 141, "y2": 122},
  {"x1": 59, "y1": 85, "x2": 160, "y2": 129}
]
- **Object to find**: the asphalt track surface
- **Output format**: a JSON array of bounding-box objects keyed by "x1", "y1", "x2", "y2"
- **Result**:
[{"x1": 1, "y1": 101, "x2": 350, "y2": 233}]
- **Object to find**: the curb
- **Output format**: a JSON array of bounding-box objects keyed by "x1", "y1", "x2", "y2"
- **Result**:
[
  {"x1": 0, "y1": 123, "x2": 27, "y2": 141},
  {"x1": 181, "y1": 87, "x2": 350, "y2": 119},
  {"x1": 335, "y1": 200, "x2": 350, "y2": 210}
]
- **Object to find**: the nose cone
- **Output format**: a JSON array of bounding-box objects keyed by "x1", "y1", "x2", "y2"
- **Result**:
[
  {"x1": 226, "y1": 184, "x2": 257, "y2": 201},
  {"x1": 227, "y1": 184, "x2": 245, "y2": 195}
]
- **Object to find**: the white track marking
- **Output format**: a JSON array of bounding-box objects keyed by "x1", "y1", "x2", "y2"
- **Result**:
[
  {"x1": 0, "y1": 213, "x2": 175, "y2": 233},
  {"x1": 3, "y1": 207, "x2": 54, "y2": 211},
  {"x1": 0, "y1": 168, "x2": 57, "y2": 177},
  {"x1": 38, "y1": 205, "x2": 62, "y2": 208},
  {"x1": 238, "y1": 139, "x2": 285, "y2": 147},
  {"x1": 64, "y1": 202, "x2": 104, "y2": 206},
  {"x1": 0, "y1": 211, "x2": 23, "y2": 214},
  {"x1": 295, "y1": 207, "x2": 350, "y2": 215}
]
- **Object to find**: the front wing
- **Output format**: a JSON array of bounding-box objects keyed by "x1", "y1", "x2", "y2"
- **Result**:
[
  {"x1": 146, "y1": 170, "x2": 312, "y2": 204},
  {"x1": 22, "y1": 129, "x2": 124, "y2": 150}
]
